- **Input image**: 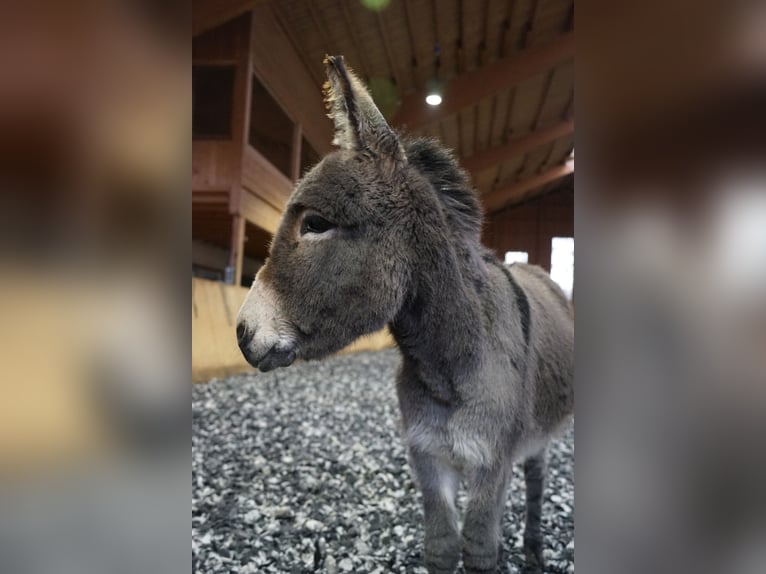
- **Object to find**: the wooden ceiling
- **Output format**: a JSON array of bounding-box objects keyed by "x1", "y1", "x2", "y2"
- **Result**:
[{"x1": 194, "y1": 0, "x2": 574, "y2": 212}]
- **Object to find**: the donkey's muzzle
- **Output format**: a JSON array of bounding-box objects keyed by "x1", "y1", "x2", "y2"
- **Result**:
[
  {"x1": 235, "y1": 269, "x2": 297, "y2": 372},
  {"x1": 256, "y1": 344, "x2": 296, "y2": 372},
  {"x1": 236, "y1": 321, "x2": 253, "y2": 350},
  {"x1": 237, "y1": 320, "x2": 296, "y2": 371}
]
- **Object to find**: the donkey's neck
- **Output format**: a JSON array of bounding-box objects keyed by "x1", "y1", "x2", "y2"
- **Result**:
[
  {"x1": 389, "y1": 138, "x2": 489, "y2": 404},
  {"x1": 389, "y1": 237, "x2": 488, "y2": 404}
]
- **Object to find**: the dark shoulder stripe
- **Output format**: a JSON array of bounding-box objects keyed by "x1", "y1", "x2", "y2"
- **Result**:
[
  {"x1": 505, "y1": 266, "x2": 531, "y2": 347},
  {"x1": 484, "y1": 256, "x2": 531, "y2": 347}
]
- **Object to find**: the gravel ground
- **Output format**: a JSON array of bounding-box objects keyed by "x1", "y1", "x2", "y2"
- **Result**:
[{"x1": 192, "y1": 350, "x2": 574, "y2": 574}]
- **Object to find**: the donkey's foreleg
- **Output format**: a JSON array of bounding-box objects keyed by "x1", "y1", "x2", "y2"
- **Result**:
[
  {"x1": 522, "y1": 450, "x2": 547, "y2": 573},
  {"x1": 408, "y1": 448, "x2": 461, "y2": 574},
  {"x1": 462, "y1": 463, "x2": 510, "y2": 573}
]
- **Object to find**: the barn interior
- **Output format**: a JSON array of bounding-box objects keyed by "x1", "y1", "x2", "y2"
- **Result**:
[
  {"x1": 192, "y1": 2, "x2": 575, "y2": 572},
  {"x1": 192, "y1": 0, "x2": 574, "y2": 283},
  {"x1": 192, "y1": 0, "x2": 575, "y2": 379},
  {"x1": 3, "y1": 3, "x2": 764, "y2": 573}
]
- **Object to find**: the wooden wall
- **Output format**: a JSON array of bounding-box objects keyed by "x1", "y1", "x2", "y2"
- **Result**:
[
  {"x1": 192, "y1": 13, "x2": 253, "y2": 192},
  {"x1": 192, "y1": 9, "x2": 334, "y2": 285},
  {"x1": 482, "y1": 187, "x2": 574, "y2": 272},
  {"x1": 241, "y1": 146, "x2": 291, "y2": 212}
]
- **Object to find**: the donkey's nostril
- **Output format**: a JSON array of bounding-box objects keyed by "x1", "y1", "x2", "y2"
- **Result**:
[{"x1": 236, "y1": 322, "x2": 252, "y2": 348}]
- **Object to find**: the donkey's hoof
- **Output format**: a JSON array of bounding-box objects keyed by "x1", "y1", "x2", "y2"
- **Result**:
[
  {"x1": 424, "y1": 553, "x2": 459, "y2": 574},
  {"x1": 424, "y1": 538, "x2": 460, "y2": 574},
  {"x1": 522, "y1": 537, "x2": 545, "y2": 573},
  {"x1": 521, "y1": 562, "x2": 543, "y2": 574},
  {"x1": 462, "y1": 542, "x2": 499, "y2": 573}
]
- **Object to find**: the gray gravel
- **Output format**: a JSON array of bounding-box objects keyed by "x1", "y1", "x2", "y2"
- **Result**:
[{"x1": 192, "y1": 350, "x2": 574, "y2": 573}]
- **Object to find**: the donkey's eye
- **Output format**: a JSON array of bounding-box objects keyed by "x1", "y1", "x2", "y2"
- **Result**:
[{"x1": 300, "y1": 214, "x2": 336, "y2": 236}]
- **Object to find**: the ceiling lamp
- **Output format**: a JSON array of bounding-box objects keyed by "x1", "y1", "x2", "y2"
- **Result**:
[
  {"x1": 425, "y1": 93, "x2": 442, "y2": 106},
  {"x1": 425, "y1": 76, "x2": 442, "y2": 106}
]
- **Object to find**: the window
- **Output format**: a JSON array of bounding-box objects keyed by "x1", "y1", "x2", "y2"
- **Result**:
[
  {"x1": 550, "y1": 237, "x2": 574, "y2": 299},
  {"x1": 192, "y1": 65, "x2": 235, "y2": 139},
  {"x1": 504, "y1": 251, "x2": 529, "y2": 265},
  {"x1": 249, "y1": 74, "x2": 294, "y2": 178}
]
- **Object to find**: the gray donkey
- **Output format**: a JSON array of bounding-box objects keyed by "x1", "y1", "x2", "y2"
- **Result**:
[{"x1": 236, "y1": 56, "x2": 574, "y2": 574}]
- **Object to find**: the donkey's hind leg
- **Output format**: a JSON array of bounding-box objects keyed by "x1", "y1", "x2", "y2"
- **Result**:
[
  {"x1": 409, "y1": 448, "x2": 461, "y2": 574},
  {"x1": 522, "y1": 450, "x2": 547, "y2": 573},
  {"x1": 462, "y1": 462, "x2": 510, "y2": 573}
]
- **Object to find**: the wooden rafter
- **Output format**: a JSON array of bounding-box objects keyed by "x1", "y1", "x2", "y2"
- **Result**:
[
  {"x1": 376, "y1": 12, "x2": 403, "y2": 90},
  {"x1": 482, "y1": 160, "x2": 574, "y2": 213},
  {"x1": 270, "y1": 4, "x2": 325, "y2": 88},
  {"x1": 192, "y1": 0, "x2": 265, "y2": 37},
  {"x1": 392, "y1": 32, "x2": 574, "y2": 130},
  {"x1": 462, "y1": 119, "x2": 573, "y2": 174}
]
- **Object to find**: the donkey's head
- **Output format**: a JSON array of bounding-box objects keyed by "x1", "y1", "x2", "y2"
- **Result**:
[{"x1": 236, "y1": 56, "x2": 413, "y2": 371}]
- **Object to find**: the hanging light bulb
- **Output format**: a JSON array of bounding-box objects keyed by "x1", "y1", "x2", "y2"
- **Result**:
[
  {"x1": 425, "y1": 43, "x2": 442, "y2": 106},
  {"x1": 425, "y1": 93, "x2": 442, "y2": 106},
  {"x1": 425, "y1": 77, "x2": 442, "y2": 106}
]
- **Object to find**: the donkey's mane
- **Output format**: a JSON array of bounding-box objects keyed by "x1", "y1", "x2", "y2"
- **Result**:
[{"x1": 403, "y1": 137, "x2": 483, "y2": 245}]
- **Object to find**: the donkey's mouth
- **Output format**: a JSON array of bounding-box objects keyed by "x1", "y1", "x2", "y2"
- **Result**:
[{"x1": 255, "y1": 346, "x2": 296, "y2": 372}]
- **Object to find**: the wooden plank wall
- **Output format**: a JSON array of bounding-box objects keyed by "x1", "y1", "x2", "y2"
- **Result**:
[
  {"x1": 482, "y1": 187, "x2": 573, "y2": 272},
  {"x1": 192, "y1": 277, "x2": 251, "y2": 381},
  {"x1": 192, "y1": 13, "x2": 253, "y2": 199},
  {"x1": 192, "y1": 7, "x2": 334, "y2": 275},
  {"x1": 192, "y1": 141, "x2": 238, "y2": 191},
  {"x1": 241, "y1": 146, "x2": 291, "y2": 212},
  {"x1": 192, "y1": 278, "x2": 395, "y2": 382}
]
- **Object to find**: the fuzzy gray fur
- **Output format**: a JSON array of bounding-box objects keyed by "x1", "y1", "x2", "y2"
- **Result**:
[{"x1": 236, "y1": 55, "x2": 574, "y2": 574}]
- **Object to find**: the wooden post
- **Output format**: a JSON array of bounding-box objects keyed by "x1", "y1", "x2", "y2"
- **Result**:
[
  {"x1": 227, "y1": 14, "x2": 252, "y2": 287},
  {"x1": 536, "y1": 199, "x2": 545, "y2": 271},
  {"x1": 231, "y1": 13, "x2": 254, "y2": 215},
  {"x1": 291, "y1": 123, "x2": 303, "y2": 182},
  {"x1": 227, "y1": 214, "x2": 246, "y2": 285}
]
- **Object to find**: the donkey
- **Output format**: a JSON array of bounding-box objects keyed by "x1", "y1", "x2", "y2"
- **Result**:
[{"x1": 236, "y1": 56, "x2": 574, "y2": 574}]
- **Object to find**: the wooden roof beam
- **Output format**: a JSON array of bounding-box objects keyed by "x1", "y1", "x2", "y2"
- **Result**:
[
  {"x1": 482, "y1": 160, "x2": 574, "y2": 213},
  {"x1": 193, "y1": 0, "x2": 265, "y2": 37},
  {"x1": 462, "y1": 119, "x2": 574, "y2": 174},
  {"x1": 392, "y1": 32, "x2": 574, "y2": 131}
]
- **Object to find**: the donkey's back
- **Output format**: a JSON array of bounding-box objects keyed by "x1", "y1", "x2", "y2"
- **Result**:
[{"x1": 504, "y1": 261, "x2": 574, "y2": 433}]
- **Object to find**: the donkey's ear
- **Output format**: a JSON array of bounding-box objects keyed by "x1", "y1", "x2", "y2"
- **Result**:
[{"x1": 323, "y1": 55, "x2": 405, "y2": 165}]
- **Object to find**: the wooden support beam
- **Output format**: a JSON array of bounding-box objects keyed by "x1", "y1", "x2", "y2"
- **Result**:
[
  {"x1": 482, "y1": 160, "x2": 574, "y2": 213},
  {"x1": 227, "y1": 214, "x2": 246, "y2": 285},
  {"x1": 192, "y1": 189, "x2": 230, "y2": 206},
  {"x1": 193, "y1": 0, "x2": 265, "y2": 37},
  {"x1": 240, "y1": 146, "x2": 292, "y2": 212},
  {"x1": 291, "y1": 123, "x2": 303, "y2": 182},
  {"x1": 250, "y1": 2, "x2": 333, "y2": 156},
  {"x1": 392, "y1": 32, "x2": 574, "y2": 131},
  {"x1": 240, "y1": 190, "x2": 282, "y2": 235},
  {"x1": 462, "y1": 120, "x2": 574, "y2": 174},
  {"x1": 232, "y1": 12, "x2": 254, "y2": 211}
]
